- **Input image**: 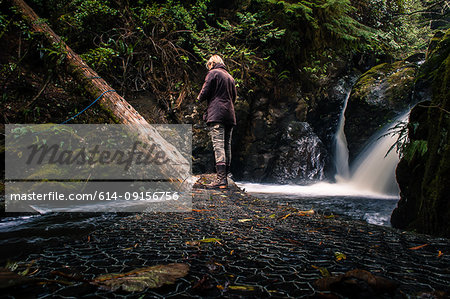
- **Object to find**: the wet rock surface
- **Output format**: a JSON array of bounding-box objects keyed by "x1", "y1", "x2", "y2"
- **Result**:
[
  {"x1": 3, "y1": 175, "x2": 449, "y2": 298},
  {"x1": 268, "y1": 122, "x2": 326, "y2": 184}
]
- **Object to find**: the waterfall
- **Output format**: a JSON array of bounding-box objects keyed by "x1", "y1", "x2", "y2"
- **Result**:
[
  {"x1": 333, "y1": 89, "x2": 409, "y2": 196},
  {"x1": 348, "y1": 113, "x2": 409, "y2": 195},
  {"x1": 333, "y1": 91, "x2": 351, "y2": 181}
]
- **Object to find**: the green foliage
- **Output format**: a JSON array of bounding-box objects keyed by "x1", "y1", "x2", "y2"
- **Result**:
[
  {"x1": 58, "y1": 0, "x2": 118, "y2": 31},
  {"x1": 39, "y1": 41, "x2": 67, "y2": 67},
  {"x1": 192, "y1": 10, "x2": 285, "y2": 89},
  {"x1": 0, "y1": 12, "x2": 11, "y2": 39},
  {"x1": 385, "y1": 119, "x2": 429, "y2": 161},
  {"x1": 81, "y1": 47, "x2": 118, "y2": 72},
  {"x1": 403, "y1": 139, "x2": 428, "y2": 161},
  {"x1": 20, "y1": 0, "x2": 442, "y2": 113}
]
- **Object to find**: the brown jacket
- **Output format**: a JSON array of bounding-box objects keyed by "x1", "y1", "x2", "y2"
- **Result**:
[{"x1": 198, "y1": 64, "x2": 237, "y2": 126}]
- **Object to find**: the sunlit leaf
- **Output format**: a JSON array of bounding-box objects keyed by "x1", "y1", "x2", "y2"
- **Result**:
[
  {"x1": 297, "y1": 209, "x2": 315, "y2": 216},
  {"x1": 198, "y1": 238, "x2": 221, "y2": 243},
  {"x1": 91, "y1": 263, "x2": 189, "y2": 292},
  {"x1": 335, "y1": 252, "x2": 347, "y2": 261},
  {"x1": 186, "y1": 238, "x2": 222, "y2": 246},
  {"x1": 238, "y1": 218, "x2": 252, "y2": 222}
]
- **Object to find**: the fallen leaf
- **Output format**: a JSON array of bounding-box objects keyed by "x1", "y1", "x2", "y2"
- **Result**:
[
  {"x1": 91, "y1": 263, "x2": 189, "y2": 292},
  {"x1": 280, "y1": 237, "x2": 302, "y2": 246},
  {"x1": 198, "y1": 238, "x2": 221, "y2": 243},
  {"x1": 238, "y1": 219, "x2": 252, "y2": 222},
  {"x1": 335, "y1": 252, "x2": 347, "y2": 261},
  {"x1": 409, "y1": 244, "x2": 429, "y2": 250},
  {"x1": 281, "y1": 214, "x2": 291, "y2": 220},
  {"x1": 315, "y1": 269, "x2": 398, "y2": 295},
  {"x1": 186, "y1": 238, "x2": 222, "y2": 246},
  {"x1": 312, "y1": 265, "x2": 331, "y2": 277},
  {"x1": 229, "y1": 285, "x2": 256, "y2": 291},
  {"x1": 192, "y1": 209, "x2": 212, "y2": 212},
  {"x1": 297, "y1": 209, "x2": 315, "y2": 216}
]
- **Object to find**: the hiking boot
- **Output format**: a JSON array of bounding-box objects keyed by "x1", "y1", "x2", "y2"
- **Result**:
[{"x1": 208, "y1": 164, "x2": 228, "y2": 189}]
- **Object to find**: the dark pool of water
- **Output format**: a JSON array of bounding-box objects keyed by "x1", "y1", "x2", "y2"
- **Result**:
[{"x1": 251, "y1": 192, "x2": 398, "y2": 226}]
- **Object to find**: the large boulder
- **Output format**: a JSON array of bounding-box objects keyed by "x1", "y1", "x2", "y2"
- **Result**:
[{"x1": 267, "y1": 121, "x2": 326, "y2": 184}]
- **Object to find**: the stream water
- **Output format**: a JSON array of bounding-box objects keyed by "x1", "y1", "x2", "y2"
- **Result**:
[{"x1": 235, "y1": 182, "x2": 399, "y2": 226}]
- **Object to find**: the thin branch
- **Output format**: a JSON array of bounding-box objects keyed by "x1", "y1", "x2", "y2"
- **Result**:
[
  {"x1": 25, "y1": 75, "x2": 52, "y2": 109},
  {"x1": 418, "y1": 104, "x2": 450, "y2": 115},
  {"x1": 393, "y1": 0, "x2": 449, "y2": 17}
]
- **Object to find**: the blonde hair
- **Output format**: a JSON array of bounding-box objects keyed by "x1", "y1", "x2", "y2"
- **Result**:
[{"x1": 206, "y1": 55, "x2": 224, "y2": 70}]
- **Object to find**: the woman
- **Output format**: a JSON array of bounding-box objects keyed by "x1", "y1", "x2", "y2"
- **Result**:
[{"x1": 197, "y1": 55, "x2": 237, "y2": 188}]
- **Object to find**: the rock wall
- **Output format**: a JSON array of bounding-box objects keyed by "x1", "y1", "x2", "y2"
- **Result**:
[{"x1": 391, "y1": 29, "x2": 450, "y2": 237}]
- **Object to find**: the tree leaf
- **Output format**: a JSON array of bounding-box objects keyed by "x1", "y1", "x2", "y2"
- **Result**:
[
  {"x1": 229, "y1": 285, "x2": 256, "y2": 291},
  {"x1": 296, "y1": 209, "x2": 315, "y2": 216},
  {"x1": 312, "y1": 265, "x2": 331, "y2": 277},
  {"x1": 335, "y1": 252, "x2": 347, "y2": 261},
  {"x1": 197, "y1": 238, "x2": 221, "y2": 243},
  {"x1": 186, "y1": 238, "x2": 222, "y2": 246},
  {"x1": 238, "y1": 218, "x2": 252, "y2": 222},
  {"x1": 409, "y1": 244, "x2": 428, "y2": 250},
  {"x1": 91, "y1": 263, "x2": 189, "y2": 292}
]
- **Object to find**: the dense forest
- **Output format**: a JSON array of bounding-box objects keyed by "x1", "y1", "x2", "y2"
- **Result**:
[
  {"x1": 2, "y1": 0, "x2": 444, "y2": 124},
  {"x1": 1, "y1": 0, "x2": 449, "y2": 236}
]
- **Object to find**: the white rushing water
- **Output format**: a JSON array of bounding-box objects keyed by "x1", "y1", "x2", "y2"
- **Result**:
[
  {"x1": 235, "y1": 181, "x2": 398, "y2": 199},
  {"x1": 333, "y1": 91, "x2": 351, "y2": 181},
  {"x1": 338, "y1": 112, "x2": 409, "y2": 196}
]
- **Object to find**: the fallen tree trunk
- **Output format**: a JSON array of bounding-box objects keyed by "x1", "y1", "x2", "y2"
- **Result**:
[{"x1": 11, "y1": 0, "x2": 190, "y2": 181}]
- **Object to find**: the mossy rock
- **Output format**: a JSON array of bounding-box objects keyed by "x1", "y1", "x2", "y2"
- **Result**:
[
  {"x1": 415, "y1": 29, "x2": 450, "y2": 94},
  {"x1": 344, "y1": 60, "x2": 419, "y2": 162},
  {"x1": 351, "y1": 61, "x2": 416, "y2": 109}
]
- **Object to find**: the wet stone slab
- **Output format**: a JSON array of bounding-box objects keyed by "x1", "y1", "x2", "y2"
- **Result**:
[{"x1": 3, "y1": 175, "x2": 450, "y2": 298}]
